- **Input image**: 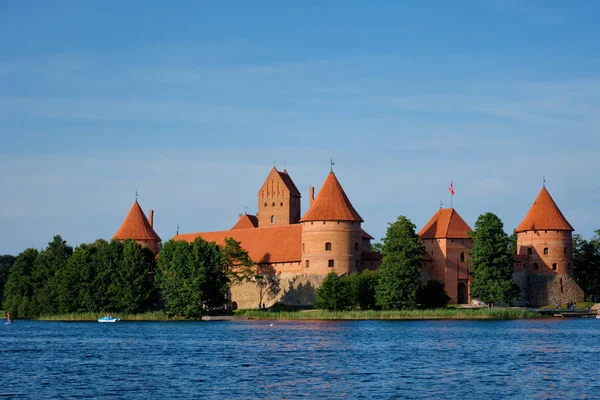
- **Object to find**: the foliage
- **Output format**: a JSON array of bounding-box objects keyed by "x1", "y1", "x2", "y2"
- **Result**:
[
  {"x1": 315, "y1": 272, "x2": 352, "y2": 310},
  {"x1": 573, "y1": 231, "x2": 600, "y2": 301},
  {"x1": 30, "y1": 235, "x2": 73, "y2": 316},
  {"x1": 157, "y1": 238, "x2": 228, "y2": 318},
  {"x1": 375, "y1": 216, "x2": 425, "y2": 310},
  {"x1": 468, "y1": 213, "x2": 520, "y2": 307},
  {"x1": 254, "y1": 264, "x2": 281, "y2": 307},
  {"x1": 220, "y1": 237, "x2": 255, "y2": 284},
  {"x1": 0, "y1": 255, "x2": 16, "y2": 303},
  {"x1": 346, "y1": 269, "x2": 379, "y2": 310},
  {"x1": 417, "y1": 280, "x2": 451, "y2": 308},
  {"x1": 370, "y1": 242, "x2": 383, "y2": 253},
  {"x1": 2, "y1": 248, "x2": 39, "y2": 317}
]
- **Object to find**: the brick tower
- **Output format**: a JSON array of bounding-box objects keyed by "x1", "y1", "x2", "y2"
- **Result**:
[
  {"x1": 257, "y1": 167, "x2": 301, "y2": 227},
  {"x1": 513, "y1": 186, "x2": 583, "y2": 306},
  {"x1": 113, "y1": 201, "x2": 162, "y2": 255},
  {"x1": 419, "y1": 208, "x2": 473, "y2": 304},
  {"x1": 300, "y1": 171, "x2": 364, "y2": 276}
]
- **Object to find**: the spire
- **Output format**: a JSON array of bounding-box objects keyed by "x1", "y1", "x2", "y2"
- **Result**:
[
  {"x1": 515, "y1": 187, "x2": 573, "y2": 233},
  {"x1": 113, "y1": 201, "x2": 161, "y2": 241},
  {"x1": 300, "y1": 172, "x2": 363, "y2": 222},
  {"x1": 418, "y1": 208, "x2": 472, "y2": 239}
]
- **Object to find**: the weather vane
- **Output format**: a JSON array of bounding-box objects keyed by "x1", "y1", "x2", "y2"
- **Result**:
[
  {"x1": 543, "y1": 176, "x2": 546, "y2": 188},
  {"x1": 176, "y1": 224, "x2": 179, "y2": 235},
  {"x1": 330, "y1": 158, "x2": 335, "y2": 172},
  {"x1": 135, "y1": 189, "x2": 138, "y2": 201}
]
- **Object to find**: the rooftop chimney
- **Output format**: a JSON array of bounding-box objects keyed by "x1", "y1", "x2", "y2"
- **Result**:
[
  {"x1": 309, "y1": 186, "x2": 315, "y2": 207},
  {"x1": 148, "y1": 210, "x2": 154, "y2": 227}
]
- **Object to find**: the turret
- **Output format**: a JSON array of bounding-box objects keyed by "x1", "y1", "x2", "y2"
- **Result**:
[
  {"x1": 515, "y1": 187, "x2": 574, "y2": 275},
  {"x1": 113, "y1": 201, "x2": 162, "y2": 255},
  {"x1": 300, "y1": 172, "x2": 363, "y2": 275}
]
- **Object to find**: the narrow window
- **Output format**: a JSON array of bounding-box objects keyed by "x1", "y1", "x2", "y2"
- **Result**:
[
  {"x1": 356, "y1": 259, "x2": 360, "y2": 268},
  {"x1": 568, "y1": 263, "x2": 571, "y2": 270},
  {"x1": 305, "y1": 260, "x2": 309, "y2": 268},
  {"x1": 328, "y1": 259, "x2": 334, "y2": 268},
  {"x1": 460, "y1": 252, "x2": 465, "y2": 263},
  {"x1": 272, "y1": 202, "x2": 275, "y2": 206},
  {"x1": 533, "y1": 263, "x2": 539, "y2": 270},
  {"x1": 552, "y1": 263, "x2": 557, "y2": 271},
  {"x1": 325, "y1": 242, "x2": 332, "y2": 251},
  {"x1": 527, "y1": 248, "x2": 533, "y2": 255},
  {"x1": 302, "y1": 243, "x2": 305, "y2": 252},
  {"x1": 323, "y1": 221, "x2": 326, "y2": 225},
  {"x1": 264, "y1": 202, "x2": 267, "y2": 207},
  {"x1": 564, "y1": 247, "x2": 567, "y2": 255},
  {"x1": 354, "y1": 243, "x2": 359, "y2": 251},
  {"x1": 280, "y1": 202, "x2": 283, "y2": 206},
  {"x1": 544, "y1": 248, "x2": 549, "y2": 255},
  {"x1": 271, "y1": 215, "x2": 276, "y2": 224}
]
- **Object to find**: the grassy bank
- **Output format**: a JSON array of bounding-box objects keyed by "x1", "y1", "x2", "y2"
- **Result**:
[
  {"x1": 234, "y1": 308, "x2": 544, "y2": 320},
  {"x1": 540, "y1": 302, "x2": 594, "y2": 310},
  {"x1": 37, "y1": 311, "x2": 173, "y2": 321}
]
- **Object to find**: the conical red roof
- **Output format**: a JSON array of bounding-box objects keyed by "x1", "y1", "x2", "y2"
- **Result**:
[
  {"x1": 515, "y1": 187, "x2": 573, "y2": 233},
  {"x1": 300, "y1": 172, "x2": 363, "y2": 222},
  {"x1": 113, "y1": 201, "x2": 161, "y2": 241},
  {"x1": 419, "y1": 208, "x2": 472, "y2": 239}
]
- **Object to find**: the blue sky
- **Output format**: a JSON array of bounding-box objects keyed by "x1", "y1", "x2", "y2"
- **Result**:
[{"x1": 1, "y1": 1, "x2": 599, "y2": 254}]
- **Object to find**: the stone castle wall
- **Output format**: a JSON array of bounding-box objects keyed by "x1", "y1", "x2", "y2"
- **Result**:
[
  {"x1": 513, "y1": 271, "x2": 584, "y2": 307},
  {"x1": 230, "y1": 273, "x2": 325, "y2": 309}
]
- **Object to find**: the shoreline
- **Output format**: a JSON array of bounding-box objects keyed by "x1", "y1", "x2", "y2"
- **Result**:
[{"x1": 27, "y1": 308, "x2": 552, "y2": 322}]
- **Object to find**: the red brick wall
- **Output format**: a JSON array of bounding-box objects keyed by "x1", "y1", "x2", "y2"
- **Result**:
[
  {"x1": 257, "y1": 180, "x2": 301, "y2": 227},
  {"x1": 517, "y1": 230, "x2": 573, "y2": 275},
  {"x1": 301, "y1": 220, "x2": 363, "y2": 275}
]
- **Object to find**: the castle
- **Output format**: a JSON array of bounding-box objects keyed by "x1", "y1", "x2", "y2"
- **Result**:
[{"x1": 112, "y1": 167, "x2": 583, "y2": 308}]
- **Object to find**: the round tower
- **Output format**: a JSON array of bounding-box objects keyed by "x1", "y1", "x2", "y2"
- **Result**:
[
  {"x1": 113, "y1": 201, "x2": 162, "y2": 255},
  {"x1": 515, "y1": 187, "x2": 574, "y2": 275},
  {"x1": 300, "y1": 172, "x2": 363, "y2": 276}
]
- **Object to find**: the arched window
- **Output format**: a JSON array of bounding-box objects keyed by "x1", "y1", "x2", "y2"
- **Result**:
[
  {"x1": 264, "y1": 202, "x2": 267, "y2": 207},
  {"x1": 460, "y1": 252, "x2": 465, "y2": 262},
  {"x1": 543, "y1": 248, "x2": 549, "y2": 255},
  {"x1": 271, "y1": 215, "x2": 276, "y2": 224},
  {"x1": 305, "y1": 260, "x2": 309, "y2": 268},
  {"x1": 325, "y1": 242, "x2": 332, "y2": 251},
  {"x1": 302, "y1": 243, "x2": 305, "y2": 252},
  {"x1": 328, "y1": 260, "x2": 335, "y2": 268}
]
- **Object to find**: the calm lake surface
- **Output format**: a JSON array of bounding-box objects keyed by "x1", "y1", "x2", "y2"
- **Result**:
[{"x1": 2, "y1": 319, "x2": 599, "y2": 399}]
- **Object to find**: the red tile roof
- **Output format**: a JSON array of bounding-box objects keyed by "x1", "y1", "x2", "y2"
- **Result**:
[
  {"x1": 113, "y1": 201, "x2": 161, "y2": 242},
  {"x1": 515, "y1": 187, "x2": 573, "y2": 233},
  {"x1": 174, "y1": 224, "x2": 302, "y2": 264},
  {"x1": 361, "y1": 229, "x2": 374, "y2": 240},
  {"x1": 231, "y1": 214, "x2": 259, "y2": 230},
  {"x1": 300, "y1": 172, "x2": 363, "y2": 222},
  {"x1": 279, "y1": 169, "x2": 301, "y2": 197},
  {"x1": 418, "y1": 208, "x2": 472, "y2": 239}
]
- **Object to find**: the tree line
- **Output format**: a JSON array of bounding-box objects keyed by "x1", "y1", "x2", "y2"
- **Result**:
[{"x1": 1, "y1": 235, "x2": 254, "y2": 318}]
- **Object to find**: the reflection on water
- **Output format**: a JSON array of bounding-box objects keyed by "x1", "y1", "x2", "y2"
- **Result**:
[{"x1": 1, "y1": 319, "x2": 600, "y2": 399}]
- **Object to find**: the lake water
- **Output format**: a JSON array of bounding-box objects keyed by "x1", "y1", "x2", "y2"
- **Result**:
[{"x1": 1, "y1": 319, "x2": 599, "y2": 399}]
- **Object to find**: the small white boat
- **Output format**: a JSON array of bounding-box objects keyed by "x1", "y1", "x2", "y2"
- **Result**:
[{"x1": 98, "y1": 316, "x2": 120, "y2": 323}]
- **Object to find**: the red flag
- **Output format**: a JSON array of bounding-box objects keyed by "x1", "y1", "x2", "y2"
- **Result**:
[{"x1": 448, "y1": 181, "x2": 455, "y2": 195}]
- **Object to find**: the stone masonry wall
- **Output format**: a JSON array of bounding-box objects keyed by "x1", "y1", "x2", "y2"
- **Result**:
[
  {"x1": 513, "y1": 271, "x2": 584, "y2": 307},
  {"x1": 230, "y1": 273, "x2": 325, "y2": 309}
]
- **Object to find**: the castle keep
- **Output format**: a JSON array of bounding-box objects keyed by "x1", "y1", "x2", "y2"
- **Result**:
[{"x1": 112, "y1": 168, "x2": 583, "y2": 308}]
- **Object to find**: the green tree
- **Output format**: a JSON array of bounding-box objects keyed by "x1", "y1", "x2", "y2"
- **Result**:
[
  {"x1": 56, "y1": 244, "x2": 96, "y2": 313},
  {"x1": 2, "y1": 248, "x2": 39, "y2": 317},
  {"x1": 346, "y1": 270, "x2": 379, "y2": 310},
  {"x1": 468, "y1": 213, "x2": 520, "y2": 307},
  {"x1": 220, "y1": 237, "x2": 255, "y2": 284},
  {"x1": 91, "y1": 239, "x2": 124, "y2": 312},
  {"x1": 108, "y1": 239, "x2": 155, "y2": 313},
  {"x1": 371, "y1": 242, "x2": 383, "y2": 253},
  {"x1": 417, "y1": 280, "x2": 451, "y2": 308},
  {"x1": 573, "y1": 231, "x2": 600, "y2": 301},
  {"x1": 315, "y1": 272, "x2": 352, "y2": 310},
  {"x1": 192, "y1": 238, "x2": 228, "y2": 310},
  {"x1": 375, "y1": 216, "x2": 425, "y2": 310},
  {"x1": 30, "y1": 235, "x2": 73, "y2": 316},
  {"x1": 0, "y1": 255, "x2": 16, "y2": 303}
]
